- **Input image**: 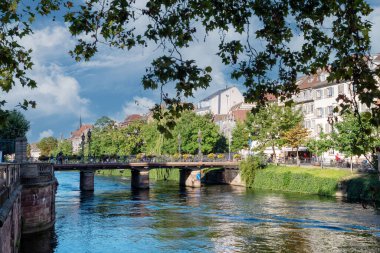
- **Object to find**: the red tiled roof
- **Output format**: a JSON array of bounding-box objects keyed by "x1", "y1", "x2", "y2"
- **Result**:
[
  {"x1": 70, "y1": 124, "x2": 92, "y2": 138},
  {"x1": 120, "y1": 114, "x2": 145, "y2": 127}
]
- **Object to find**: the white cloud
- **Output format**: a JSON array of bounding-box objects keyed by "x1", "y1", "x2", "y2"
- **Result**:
[
  {"x1": 369, "y1": 7, "x2": 380, "y2": 53},
  {"x1": 39, "y1": 129, "x2": 54, "y2": 140},
  {"x1": 4, "y1": 25, "x2": 91, "y2": 119},
  {"x1": 6, "y1": 64, "x2": 90, "y2": 117},
  {"x1": 120, "y1": 96, "x2": 155, "y2": 119},
  {"x1": 21, "y1": 25, "x2": 74, "y2": 63}
]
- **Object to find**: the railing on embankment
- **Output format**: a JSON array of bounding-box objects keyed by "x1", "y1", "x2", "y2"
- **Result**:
[
  {"x1": 32, "y1": 154, "x2": 237, "y2": 165},
  {"x1": 0, "y1": 164, "x2": 20, "y2": 210},
  {"x1": 0, "y1": 164, "x2": 22, "y2": 253}
]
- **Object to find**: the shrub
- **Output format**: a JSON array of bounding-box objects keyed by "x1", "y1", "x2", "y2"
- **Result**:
[
  {"x1": 240, "y1": 155, "x2": 267, "y2": 186},
  {"x1": 182, "y1": 154, "x2": 192, "y2": 160},
  {"x1": 207, "y1": 153, "x2": 216, "y2": 159},
  {"x1": 233, "y1": 154, "x2": 242, "y2": 160},
  {"x1": 217, "y1": 154, "x2": 225, "y2": 159},
  {"x1": 136, "y1": 153, "x2": 145, "y2": 160},
  {"x1": 172, "y1": 153, "x2": 181, "y2": 160}
]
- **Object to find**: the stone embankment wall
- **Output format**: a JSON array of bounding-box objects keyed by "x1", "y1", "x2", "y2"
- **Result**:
[
  {"x1": 0, "y1": 164, "x2": 22, "y2": 253},
  {"x1": 20, "y1": 163, "x2": 56, "y2": 234},
  {"x1": 0, "y1": 163, "x2": 57, "y2": 253}
]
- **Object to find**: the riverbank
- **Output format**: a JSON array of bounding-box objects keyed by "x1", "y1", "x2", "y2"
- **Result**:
[
  {"x1": 95, "y1": 166, "x2": 380, "y2": 202},
  {"x1": 249, "y1": 165, "x2": 380, "y2": 202}
]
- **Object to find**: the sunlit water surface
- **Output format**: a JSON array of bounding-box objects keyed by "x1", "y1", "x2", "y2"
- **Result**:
[{"x1": 21, "y1": 171, "x2": 380, "y2": 253}]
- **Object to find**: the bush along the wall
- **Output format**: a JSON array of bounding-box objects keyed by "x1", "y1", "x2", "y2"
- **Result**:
[
  {"x1": 252, "y1": 169, "x2": 340, "y2": 196},
  {"x1": 240, "y1": 155, "x2": 267, "y2": 186}
]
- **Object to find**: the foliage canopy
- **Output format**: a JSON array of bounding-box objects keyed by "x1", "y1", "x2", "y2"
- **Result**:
[{"x1": 1, "y1": 0, "x2": 379, "y2": 133}]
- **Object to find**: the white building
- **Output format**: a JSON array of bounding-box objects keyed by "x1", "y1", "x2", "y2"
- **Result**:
[
  {"x1": 196, "y1": 86, "x2": 244, "y2": 115},
  {"x1": 30, "y1": 143, "x2": 41, "y2": 160},
  {"x1": 287, "y1": 54, "x2": 380, "y2": 161},
  {"x1": 70, "y1": 124, "x2": 93, "y2": 154}
]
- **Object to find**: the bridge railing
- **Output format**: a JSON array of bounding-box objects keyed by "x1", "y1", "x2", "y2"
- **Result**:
[
  {"x1": 0, "y1": 164, "x2": 20, "y2": 207},
  {"x1": 44, "y1": 153, "x2": 237, "y2": 165},
  {"x1": 20, "y1": 163, "x2": 55, "y2": 185}
]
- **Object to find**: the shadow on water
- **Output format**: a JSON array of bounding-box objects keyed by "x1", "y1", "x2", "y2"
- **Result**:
[
  {"x1": 79, "y1": 190, "x2": 95, "y2": 203},
  {"x1": 20, "y1": 227, "x2": 58, "y2": 253},
  {"x1": 20, "y1": 173, "x2": 380, "y2": 253}
]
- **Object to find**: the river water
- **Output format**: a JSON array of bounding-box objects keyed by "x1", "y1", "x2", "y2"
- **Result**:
[{"x1": 21, "y1": 171, "x2": 380, "y2": 253}]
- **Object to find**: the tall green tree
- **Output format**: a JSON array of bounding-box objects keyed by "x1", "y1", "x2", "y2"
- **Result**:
[
  {"x1": 37, "y1": 137, "x2": 58, "y2": 156},
  {"x1": 162, "y1": 111, "x2": 227, "y2": 155},
  {"x1": 90, "y1": 120, "x2": 145, "y2": 156},
  {"x1": 306, "y1": 132, "x2": 334, "y2": 168},
  {"x1": 231, "y1": 122, "x2": 250, "y2": 152},
  {"x1": 246, "y1": 104, "x2": 303, "y2": 159},
  {"x1": 0, "y1": 110, "x2": 30, "y2": 139},
  {"x1": 52, "y1": 140, "x2": 73, "y2": 156},
  {"x1": 94, "y1": 116, "x2": 115, "y2": 129},
  {"x1": 332, "y1": 112, "x2": 375, "y2": 172},
  {"x1": 2, "y1": 1, "x2": 379, "y2": 134},
  {"x1": 141, "y1": 121, "x2": 164, "y2": 155}
]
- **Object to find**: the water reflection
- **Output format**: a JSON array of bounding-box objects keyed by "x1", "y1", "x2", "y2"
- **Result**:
[
  {"x1": 20, "y1": 172, "x2": 380, "y2": 253},
  {"x1": 20, "y1": 227, "x2": 58, "y2": 253}
]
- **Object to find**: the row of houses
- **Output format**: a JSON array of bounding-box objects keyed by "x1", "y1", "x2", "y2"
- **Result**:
[
  {"x1": 30, "y1": 54, "x2": 380, "y2": 160},
  {"x1": 194, "y1": 54, "x2": 380, "y2": 160}
]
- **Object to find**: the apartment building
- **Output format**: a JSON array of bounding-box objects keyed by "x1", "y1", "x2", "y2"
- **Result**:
[{"x1": 293, "y1": 55, "x2": 380, "y2": 138}]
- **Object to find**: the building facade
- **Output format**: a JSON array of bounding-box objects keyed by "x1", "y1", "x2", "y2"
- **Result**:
[
  {"x1": 196, "y1": 86, "x2": 244, "y2": 115},
  {"x1": 70, "y1": 124, "x2": 93, "y2": 154}
]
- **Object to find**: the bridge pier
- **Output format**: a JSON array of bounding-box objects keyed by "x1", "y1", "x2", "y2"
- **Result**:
[
  {"x1": 80, "y1": 171, "x2": 95, "y2": 191},
  {"x1": 131, "y1": 168, "x2": 149, "y2": 189},
  {"x1": 179, "y1": 169, "x2": 202, "y2": 188}
]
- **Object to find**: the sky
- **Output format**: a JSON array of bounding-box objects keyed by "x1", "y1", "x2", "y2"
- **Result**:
[{"x1": 3, "y1": 0, "x2": 380, "y2": 143}]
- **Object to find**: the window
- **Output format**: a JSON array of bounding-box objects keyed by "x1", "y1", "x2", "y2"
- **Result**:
[
  {"x1": 310, "y1": 104, "x2": 314, "y2": 113},
  {"x1": 311, "y1": 120, "x2": 315, "y2": 129},
  {"x1": 316, "y1": 90, "x2": 322, "y2": 100},
  {"x1": 317, "y1": 124, "x2": 323, "y2": 134},
  {"x1": 327, "y1": 106, "x2": 334, "y2": 115},
  {"x1": 338, "y1": 84, "x2": 344, "y2": 94},
  {"x1": 316, "y1": 108, "x2": 324, "y2": 118},
  {"x1": 327, "y1": 87, "x2": 334, "y2": 97}
]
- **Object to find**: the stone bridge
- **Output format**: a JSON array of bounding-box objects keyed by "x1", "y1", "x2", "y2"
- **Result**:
[{"x1": 54, "y1": 160, "x2": 242, "y2": 190}]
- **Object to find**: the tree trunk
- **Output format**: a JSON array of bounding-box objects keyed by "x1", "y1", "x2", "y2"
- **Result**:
[
  {"x1": 272, "y1": 144, "x2": 277, "y2": 165},
  {"x1": 321, "y1": 154, "x2": 324, "y2": 169},
  {"x1": 350, "y1": 156, "x2": 353, "y2": 173},
  {"x1": 296, "y1": 147, "x2": 300, "y2": 166}
]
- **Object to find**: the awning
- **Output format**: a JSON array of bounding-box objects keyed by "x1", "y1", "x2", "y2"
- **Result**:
[{"x1": 282, "y1": 147, "x2": 308, "y2": 152}]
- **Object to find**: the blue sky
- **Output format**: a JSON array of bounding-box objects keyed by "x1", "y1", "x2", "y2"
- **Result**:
[{"x1": 4, "y1": 1, "x2": 380, "y2": 143}]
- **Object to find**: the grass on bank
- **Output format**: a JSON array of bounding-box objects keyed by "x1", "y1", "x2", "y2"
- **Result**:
[
  {"x1": 249, "y1": 165, "x2": 352, "y2": 196},
  {"x1": 96, "y1": 168, "x2": 180, "y2": 181},
  {"x1": 243, "y1": 163, "x2": 380, "y2": 201}
]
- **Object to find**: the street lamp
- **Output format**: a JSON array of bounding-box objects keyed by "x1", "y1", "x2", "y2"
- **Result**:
[
  {"x1": 81, "y1": 133, "x2": 85, "y2": 162},
  {"x1": 197, "y1": 129, "x2": 202, "y2": 160},
  {"x1": 87, "y1": 129, "x2": 92, "y2": 159},
  {"x1": 177, "y1": 133, "x2": 182, "y2": 156}
]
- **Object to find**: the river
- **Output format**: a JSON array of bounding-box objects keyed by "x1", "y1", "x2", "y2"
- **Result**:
[{"x1": 21, "y1": 171, "x2": 380, "y2": 253}]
